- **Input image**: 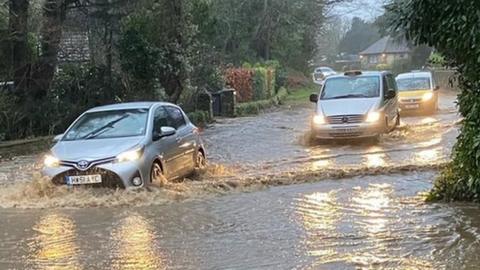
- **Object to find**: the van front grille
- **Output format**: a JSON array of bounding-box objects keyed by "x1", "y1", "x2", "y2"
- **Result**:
[{"x1": 326, "y1": 115, "x2": 365, "y2": 125}]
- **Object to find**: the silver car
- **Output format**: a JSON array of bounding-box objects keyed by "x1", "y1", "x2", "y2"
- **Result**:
[
  {"x1": 312, "y1": 66, "x2": 337, "y2": 84},
  {"x1": 309, "y1": 71, "x2": 400, "y2": 140},
  {"x1": 42, "y1": 102, "x2": 206, "y2": 189}
]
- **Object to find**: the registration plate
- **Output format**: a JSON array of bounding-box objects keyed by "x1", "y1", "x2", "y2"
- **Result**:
[
  {"x1": 405, "y1": 104, "x2": 420, "y2": 109},
  {"x1": 66, "y1": 175, "x2": 102, "y2": 185},
  {"x1": 335, "y1": 128, "x2": 359, "y2": 134}
]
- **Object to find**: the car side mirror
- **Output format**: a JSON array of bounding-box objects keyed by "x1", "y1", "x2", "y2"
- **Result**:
[
  {"x1": 434, "y1": 85, "x2": 440, "y2": 91},
  {"x1": 153, "y1": 126, "x2": 176, "y2": 141},
  {"x1": 53, "y1": 134, "x2": 63, "y2": 142},
  {"x1": 310, "y1": 94, "x2": 319, "y2": 103},
  {"x1": 386, "y1": 89, "x2": 396, "y2": 99}
]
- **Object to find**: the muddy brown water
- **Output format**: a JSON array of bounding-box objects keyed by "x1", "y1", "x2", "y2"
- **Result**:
[
  {"x1": 0, "y1": 91, "x2": 475, "y2": 269},
  {"x1": 2, "y1": 172, "x2": 480, "y2": 269}
]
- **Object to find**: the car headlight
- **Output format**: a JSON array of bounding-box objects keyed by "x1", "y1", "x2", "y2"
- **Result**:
[
  {"x1": 117, "y1": 147, "x2": 144, "y2": 163},
  {"x1": 44, "y1": 154, "x2": 60, "y2": 167},
  {"x1": 366, "y1": 111, "x2": 381, "y2": 123},
  {"x1": 313, "y1": 115, "x2": 325, "y2": 125},
  {"x1": 422, "y1": 92, "x2": 434, "y2": 101}
]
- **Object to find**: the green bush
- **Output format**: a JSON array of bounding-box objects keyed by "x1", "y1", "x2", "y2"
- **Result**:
[
  {"x1": 187, "y1": 110, "x2": 212, "y2": 127},
  {"x1": 252, "y1": 67, "x2": 268, "y2": 100},
  {"x1": 236, "y1": 87, "x2": 288, "y2": 116}
]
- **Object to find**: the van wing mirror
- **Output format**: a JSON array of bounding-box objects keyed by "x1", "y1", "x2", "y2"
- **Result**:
[
  {"x1": 386, "y1": 89, "x2": 396, "y2": 99},
  {"x1": 310, "y1": 94, "x2": 319, "y2": 103}
]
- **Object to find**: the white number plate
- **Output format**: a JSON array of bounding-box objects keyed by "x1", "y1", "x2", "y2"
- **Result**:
[
  {"x1": 66, "y1": 175, "x2": 102, "y2": 185},
  {"x1": 405, "y1": 104, "x2": 420, "y2": 109}
]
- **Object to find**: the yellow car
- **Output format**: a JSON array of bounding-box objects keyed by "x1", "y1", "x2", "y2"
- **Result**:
[{"x1": 396, "y1": 71, "x2": 439, "y2": 114}]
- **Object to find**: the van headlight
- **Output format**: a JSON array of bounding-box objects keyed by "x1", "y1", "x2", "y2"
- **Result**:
[
  {"x1": 44, "y1": 155, "x2": 60, "y2": 167},
  {"x1": 117, "y1": 147, "x2": 144, "y2": 163},
  {"x1": 313, "y1": 115, "x2": 326, "y2": 125},
  {"x1": 422, "y1": 92, "x2": 434, "y2": 101},
  {"x1": 366, "y1": 111, "x2": 381, "y2": 123}
]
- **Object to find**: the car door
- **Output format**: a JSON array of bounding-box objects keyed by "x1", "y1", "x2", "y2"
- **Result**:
[
  {"x1": 151, "y1": 106, "x2": 180, "y2": 179},
  {"x1": 383, "y1": 74, "x2": 399, "y2": 128},
  {"x1": 165, "y1": 106, "x2": 196, "y2": 175}
]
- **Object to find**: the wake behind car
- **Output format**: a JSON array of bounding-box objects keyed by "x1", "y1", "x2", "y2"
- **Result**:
[
  {"x1": 309, "y1": 71, "x2": 400, "y2": 140},
  {"x1": 396, "y1": 71, "x2": 439, "y2": 114},
  {"x1": 42, "y1": 102, "x2": 206, "y2": 189}
]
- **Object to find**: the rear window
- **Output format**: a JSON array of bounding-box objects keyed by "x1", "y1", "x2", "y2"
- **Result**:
[{"x1": 321, "y1": 76, "x2": 380, "y2": 100}]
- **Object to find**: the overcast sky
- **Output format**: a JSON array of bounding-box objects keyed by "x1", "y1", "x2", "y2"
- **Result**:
[{"x1": 331, "y1": 0, "x2": 387, "y2": 21}]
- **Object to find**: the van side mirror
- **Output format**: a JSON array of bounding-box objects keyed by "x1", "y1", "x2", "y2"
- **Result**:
[
  {"x1": 310, "y1": 94, "x2": 319, "y2": 103},
  {"x1": 153, "y1": 126, "x2": 176, "y2": 141},
  {"x1": 386, "y1": 89, "x2": 396, "y2": 99}
]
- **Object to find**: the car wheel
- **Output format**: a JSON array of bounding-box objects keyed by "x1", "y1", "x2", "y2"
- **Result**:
[
  {"x1": 151, "y1": 161, "x2": 167, "y2": 187},
  {"x1": 195, "y1": 151, "x2": 207, "y2": 171}
]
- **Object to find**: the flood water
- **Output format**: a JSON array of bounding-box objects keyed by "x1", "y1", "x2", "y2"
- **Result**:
[
  {"x1": 0, "y1": 90, "x2": 476, "y2": 269},
  {"x1": 1, "y1": 172, "x2": 480, "y2": 269}
]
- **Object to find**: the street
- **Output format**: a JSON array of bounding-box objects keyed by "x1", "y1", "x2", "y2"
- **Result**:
[{"x1": 0, "y1": 90, "x2": 476, "y2": 269}]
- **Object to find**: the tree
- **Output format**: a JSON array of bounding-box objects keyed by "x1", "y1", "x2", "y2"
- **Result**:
[
  {"x1": 338, "y1": 17, "x2": 380, "y2": 54},
  {"x1": 389, "y1": 0, "x2": 480, "y2": 201}
]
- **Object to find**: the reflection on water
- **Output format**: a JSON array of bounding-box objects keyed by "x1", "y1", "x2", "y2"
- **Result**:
[
  {"x1": 416, "y1": 148, "x2": 442, "y2": 163},
  {"x1": 311, "y1": 159, "x2": 331, "y2": 170},
  {"x1": 28, "y1": 213, "x2": 81, "y2": 269},
  {"x1": 364, "y1": 147, "x2": 387, "y2": 168},
  {"x1": 296, "y1": 182, "x2": 436, "y2": 269},
  {"x1": 421, "y1": 117, "x2": 438, "y2": 125},
  {"x1": 110, "y1": 213, "x2": 165, "y2": 270}
]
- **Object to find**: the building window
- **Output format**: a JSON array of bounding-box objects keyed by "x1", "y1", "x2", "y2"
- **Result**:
[{"x1": 369, "y1": 55, "x2": 379, "y2": 64}]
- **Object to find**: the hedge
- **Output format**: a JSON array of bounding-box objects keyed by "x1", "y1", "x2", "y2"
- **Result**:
[
  {"x1": 226, "y1": 66, "x2": 276, "y2": 103},
  {"x1": 187, "y1": 110, "x2": 212, "y2": 127},
  {"x1": 236, "y1": 87, "x2": 288, "y2": 116}
]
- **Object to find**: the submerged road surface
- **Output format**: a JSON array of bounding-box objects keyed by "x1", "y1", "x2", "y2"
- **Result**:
[
  {"x1": 2, "y1": 172, "x2": 480, "y2": 269},
  {"x1": 0, "y1": 90, "x2": 474, "y2": 269}
]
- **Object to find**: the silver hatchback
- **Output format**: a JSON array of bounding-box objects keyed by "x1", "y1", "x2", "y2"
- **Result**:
[{"x1": 42, "y1": 102, "x2": 206, "y2": 188}]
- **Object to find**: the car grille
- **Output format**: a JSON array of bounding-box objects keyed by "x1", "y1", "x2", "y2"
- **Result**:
[
  {"x1": 52, "y1": 167, "x2": 125, "y2": 188},
  {"x1": 329, "y1": 132, "x2": 363, "y2": 138},
  {"x1": 326, "y1": 115, "x2": 365, "y2": 125}
]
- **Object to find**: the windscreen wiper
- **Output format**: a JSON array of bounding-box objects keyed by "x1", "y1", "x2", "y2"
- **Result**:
[
  {"x1": 331, "y1": 94, "x2": 369, "y2": 99},
  {"x1": 81, "y1": 113, "x2": 130, "y2": 140}
]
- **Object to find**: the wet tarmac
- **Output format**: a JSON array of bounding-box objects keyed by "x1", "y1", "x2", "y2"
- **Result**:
[{"x1": 0, "y1": 90, "x2": 474, "y2": 269}]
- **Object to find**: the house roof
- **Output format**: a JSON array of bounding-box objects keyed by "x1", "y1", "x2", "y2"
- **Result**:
[{"x1": 359, "y1": 36, "x2": 411, "y2": 55}]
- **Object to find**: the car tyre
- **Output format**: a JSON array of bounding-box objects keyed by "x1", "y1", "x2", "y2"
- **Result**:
[{"x1": 151, "y1": 161, "x2": 167, "y2": 187}]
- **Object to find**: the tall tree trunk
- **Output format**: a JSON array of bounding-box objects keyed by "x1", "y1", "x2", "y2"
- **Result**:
[{"x1": 9, "y1": 0, "x2": 29, "y2": 96}]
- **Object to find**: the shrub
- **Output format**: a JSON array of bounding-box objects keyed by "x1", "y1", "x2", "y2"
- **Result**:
[
  {"x1": 252, "y1": 67, "x2": 268, "y2": 100},
  {"x1": 187, "y1": 110, "x2": 212, "y2": 127},
  {"x1": 235, "y1": 87, "x2": 288, "y2": 116},
  {"x1": 225, "y1": 68, "x2": 254, "y2": 103}
]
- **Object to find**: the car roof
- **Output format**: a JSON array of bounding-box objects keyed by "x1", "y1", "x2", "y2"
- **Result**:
[
  {"x1": 86, "y1": 102, "x2": 175, "y2": 113},
  {"x1": 326, "y1": 71, "x2": 386, "y2": 80},
  {"x1": 396, "y1": 71, "x2": 432, "y2": 79}
]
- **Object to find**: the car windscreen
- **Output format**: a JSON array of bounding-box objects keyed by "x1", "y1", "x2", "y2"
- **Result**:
[
  {"x1": 396, "y1": 77, "x2": 431, "y2": 91},
  {"x1": 320, "y1": 76, "x2": 380, "y2": 100},
  {"x1": 63, "y1": 109, "x2": 149, "y2": 141}
]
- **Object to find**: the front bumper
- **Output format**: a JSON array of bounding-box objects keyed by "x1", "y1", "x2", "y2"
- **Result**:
[
  {"x1": 42, "y1": 160, "x2": 147, "y2": 189},
  {"x1": 399, "y1": 97, "x2": 436, "y2": 112},
  {"x1": 311, "y1": 121, "x2": 385, "y2": 139}
]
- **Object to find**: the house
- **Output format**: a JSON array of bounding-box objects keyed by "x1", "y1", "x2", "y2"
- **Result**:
[{"x1": 359, "y1": 36, "x2": 411, "y2": 67}]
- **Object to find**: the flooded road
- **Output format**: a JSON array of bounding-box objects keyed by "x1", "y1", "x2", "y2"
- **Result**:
[
  {"x1": 2, "y1": 172, "x2": 480, "y2": 269},
  {"x1": 0, "y1": 90, "x2": 475, "y2": 269}
]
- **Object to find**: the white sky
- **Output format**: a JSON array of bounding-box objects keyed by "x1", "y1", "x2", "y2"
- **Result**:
[{"x1": 331, "y1": 0, "x2": 387, "y2": 22}]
